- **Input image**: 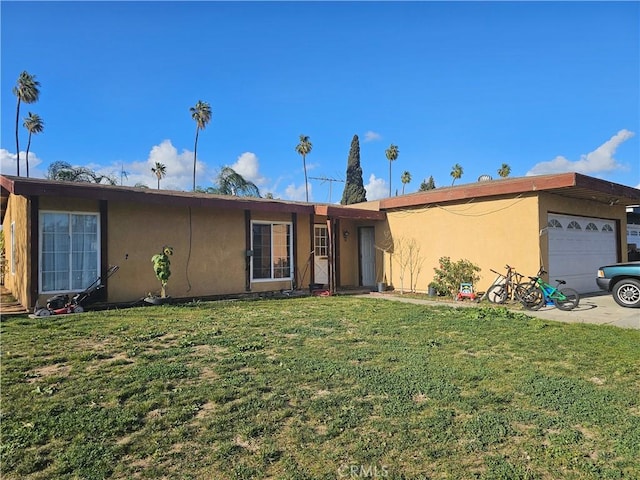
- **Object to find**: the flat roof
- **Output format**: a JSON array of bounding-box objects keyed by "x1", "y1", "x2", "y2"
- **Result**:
[{"x1": 379, "y1": 172, "x2": 640, "y2": 210}]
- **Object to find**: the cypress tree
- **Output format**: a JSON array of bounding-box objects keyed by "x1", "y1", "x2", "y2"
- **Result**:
[
  {"x1": 340, "y1": 134, "x2": 367, "y2": 204},
  {"x1": 419, "y1": 175, "x2": 436, "y2": 191}
]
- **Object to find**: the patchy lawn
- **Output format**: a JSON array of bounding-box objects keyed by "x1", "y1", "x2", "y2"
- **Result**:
[{"x1": 1, "y1": 297, "x2": 639, "y2": 479}]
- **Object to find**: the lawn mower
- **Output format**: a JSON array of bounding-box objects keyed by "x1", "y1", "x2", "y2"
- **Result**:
[{"x1": 33, "y1": 265, "x2": 119, "y2": 317}]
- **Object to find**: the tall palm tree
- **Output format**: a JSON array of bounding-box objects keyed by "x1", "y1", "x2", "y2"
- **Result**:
[
  {"x1": 295, "y1": 135, "x2": 313, "y2": 202},
  {"x1": 151, "y1": 162, "x2": 167, "y2": 189},
  {"x1": 400, "y1": 170, "x2": 411, "y2": 195},
  {"x1": 385, "y1": 144, "x2": 399, "y2": 197},
  {"x1": 497, "y1": 163, "x2": 511, "y2": 178},
  {"x1": 190, "y1": 100, "x2": 212, "y2": 191},
  {"x1": 13, "y1": 71, "x2": 41, "y2": 177},
  {"x1": 450, "y1": 163, "x2": 463, "y2": 185},
  {"x1": 23, "y1": 112, "x2": 44, "y2": 178}
]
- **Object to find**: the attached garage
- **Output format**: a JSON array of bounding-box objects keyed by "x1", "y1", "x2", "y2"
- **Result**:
[{"x1": 547, "y1": 213, "x2": 617, "y2": 294}]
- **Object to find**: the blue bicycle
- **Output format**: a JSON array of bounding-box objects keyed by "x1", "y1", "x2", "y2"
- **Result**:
[{"x1": 520, "y1": 269, "x2": 580, "y2": 311}]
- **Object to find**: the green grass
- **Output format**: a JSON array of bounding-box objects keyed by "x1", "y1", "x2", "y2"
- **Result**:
[{"x1": 1, "y1": 298, "x2": 639, "y2": 479}]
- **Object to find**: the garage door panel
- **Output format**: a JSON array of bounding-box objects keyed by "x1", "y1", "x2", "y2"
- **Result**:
[{"x1": 548, "y1": 214, "x2": 617, "y2": 294}]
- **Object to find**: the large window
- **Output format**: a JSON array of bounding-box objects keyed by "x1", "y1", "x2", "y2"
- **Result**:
[
  {"x1": 252, "y1": 222, "x2": 292, "y2": 281},
  {"x1": 40, "y1": 212, "x2": 99, "y2": 293}
]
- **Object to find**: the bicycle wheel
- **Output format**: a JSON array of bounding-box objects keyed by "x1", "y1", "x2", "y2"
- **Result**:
[
  {"x1": 487, "y1": 284, "x2": 508, "y2": 304},
  {"x1": 514, "y1": 283, "x2": 534, "y2": 303},
  {"x1": 554, "y1": 288, "x2": 580, "y2": 311},
  {"x1": 520, "y1": 286, "x2": 545, "y2": 311}
]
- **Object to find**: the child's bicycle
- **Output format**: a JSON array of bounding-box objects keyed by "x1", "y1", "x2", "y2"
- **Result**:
[{"x1": 520, "y1": 270, "x2": 580, "y2": 311}]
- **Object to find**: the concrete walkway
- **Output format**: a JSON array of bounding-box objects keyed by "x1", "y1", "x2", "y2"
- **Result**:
[{"x1": 359, "y1": 292, "x2": 640, "y2": 330}]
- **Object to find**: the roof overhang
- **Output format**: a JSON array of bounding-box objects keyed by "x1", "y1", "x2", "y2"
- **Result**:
[
  {"x1": 314, "y1": 204, "x2": 386, "y2": 221},
  {"x1": 379, "y1": 172, "x2": 640, "y2": 210},
  {"x1": 0, "y1": 175, "x2": 315, "y2": 215}
]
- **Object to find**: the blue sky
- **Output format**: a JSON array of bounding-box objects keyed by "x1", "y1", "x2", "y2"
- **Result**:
[{"x1": 1, "y1": 1, "x2": 639, "y2": 201}]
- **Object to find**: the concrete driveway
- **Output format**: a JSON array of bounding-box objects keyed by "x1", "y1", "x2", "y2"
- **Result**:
[
  {"x1": 520, "y1": 292, "x2": 639, "y2": 329},
  {"x1": 362, "y1": 292, "x2": 639, "y2": 330}
]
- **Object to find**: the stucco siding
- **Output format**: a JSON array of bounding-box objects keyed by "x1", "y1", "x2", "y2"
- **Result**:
[
  {"x1": 108, "y1": 202, "x2": 247, "y2": 301},
  {"x1": 2, "y1": 194, "x2": 29, "y2": 306},
  {"x1": 383, "y1": 195, "x2": 542, "y2": 293}
]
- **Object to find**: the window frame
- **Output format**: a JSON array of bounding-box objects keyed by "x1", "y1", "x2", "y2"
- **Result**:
[
  {"x1": 39, "y1": 210, "x2": 101, "y2": 294},
  {"x1": 250, "y1": 220, "x2": 293, "y2": 282}
]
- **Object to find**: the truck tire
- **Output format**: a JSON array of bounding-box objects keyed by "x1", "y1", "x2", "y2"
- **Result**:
[{"x1": 612, "y1": 278, "x2": 640, "y2": 308}]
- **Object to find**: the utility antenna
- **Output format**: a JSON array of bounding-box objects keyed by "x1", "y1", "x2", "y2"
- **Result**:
[{"x1": 309, "y1": 176, "x2": 345, "y2": 203}]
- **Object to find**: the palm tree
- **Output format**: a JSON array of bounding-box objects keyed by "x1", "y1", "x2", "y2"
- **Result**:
[
  {"x1": 450, "y1": 163, "x2": 463, "y2": 185},
  {"x1": 497, "y1": 163, "x2": 511, "y2": 178},
  {"x1": 23, "y1": 112, "x2": 44, "y2": 178},
  {"x1": 13, "y1": 71, "x2": 41, "y2": 177},
  {"x1": 46, "y1": 161, "x2": 117, "y2": 185},
  {"x1": 295, "y1": 134, "x2": 313, "y2": 202},
  {"x1": 214, "y1": 166, "x2": 261, "y2": 197},
  {"x1": 400, "y1": 170, "x2": 411, "y2": 195},
  {"x1": 190, "y1": 100, "x2": 212, "y2": 191},
  {"x1": 151, "y1": 162, "x2": 167, "y2": 189},
  {"x1": 385, "y1": 144, "x2": 399, "y2": 197}
]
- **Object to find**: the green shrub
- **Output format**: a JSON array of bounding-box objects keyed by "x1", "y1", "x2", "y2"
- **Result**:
[{"x1": 431, "y1": 256, "x2": 481, "y2": 297}]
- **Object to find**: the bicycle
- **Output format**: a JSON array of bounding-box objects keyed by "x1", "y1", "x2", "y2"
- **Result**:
[
  {"x1": 520, "y1": 270, "x2": 580, "y2": 311},
  {"x1": 486, "y1": 265, "x2": 529, "y2": 304}
]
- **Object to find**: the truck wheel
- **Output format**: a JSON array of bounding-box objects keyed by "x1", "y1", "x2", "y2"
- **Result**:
[{"x1": 612, "y1": 279, "x2": 640, "y2": 308}]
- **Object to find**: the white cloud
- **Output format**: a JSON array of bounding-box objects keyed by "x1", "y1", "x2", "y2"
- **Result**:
[
  {"x1": 0, "y1": 149, "x2": 46, "y2": 178},
  {"x1": 364, "y1": 173, "x2": 388, "y2": 200},
  {"x1": 363, "y1": 131, "x2": 382, "y2": 142},
  {"x1": 108, "y1": 139, "x2": 201, "y2": 190},
  {"x1": 285, "y1": 183, "x2": 312, "y2": 202},
  {"x1": 527, "y1": 129, "x2": 635, "y2": 176},
  {"x1": 230, "y1": 152, "x2": 266, "y2": 186}
]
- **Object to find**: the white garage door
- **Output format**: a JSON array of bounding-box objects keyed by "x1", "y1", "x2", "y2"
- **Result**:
[{"x1": 547, "y1": 214, "x2": 617, "y2": 294}]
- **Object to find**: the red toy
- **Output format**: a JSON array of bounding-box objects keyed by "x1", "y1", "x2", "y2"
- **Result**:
[{"x1": 456, "y1": 282, "x2": 477, "y2": 301}]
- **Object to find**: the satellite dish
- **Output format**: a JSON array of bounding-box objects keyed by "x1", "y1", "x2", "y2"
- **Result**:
[{"x1": 478, "y1": 174, "x2": 493, "y2": 182}]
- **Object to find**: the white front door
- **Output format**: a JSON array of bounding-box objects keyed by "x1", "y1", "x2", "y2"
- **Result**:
[
  {"x1": 314, "y1": 225, "x2": 329, "y2": 285},
  {"x1": 359, "y1": 227, "x2": 376, "y2": 287},
  {"x1": 547, "y1": 214, "x2": 617, "y2": 294}
]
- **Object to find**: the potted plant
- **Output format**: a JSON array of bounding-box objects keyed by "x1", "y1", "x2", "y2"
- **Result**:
[{"x1": 146, "y1": 245, "x2": 173, "y2": 304}]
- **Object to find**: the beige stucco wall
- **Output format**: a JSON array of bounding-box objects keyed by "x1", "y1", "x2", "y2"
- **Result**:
[
  {"x1": 108, "y1": 204, "x2": 311, "y2": 302},
  {"x1": 383, "y1": 194, "x2": 542, "y2": 293},
  {"x1": 2, "y1": 194, "x2": 30, "y2": 307}
]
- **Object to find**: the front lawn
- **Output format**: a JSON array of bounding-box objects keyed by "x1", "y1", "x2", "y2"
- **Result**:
[{"x1": 1, "y1": 297, "x2": 639, "y2": 479}]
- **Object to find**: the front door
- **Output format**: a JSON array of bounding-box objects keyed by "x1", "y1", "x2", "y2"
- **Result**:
[
  {"x1": 314, "y1": 224, "x2": 329, "y2": 285},
  {"x1": 359, "y1": 227, "x2": 376, "y2": 287}
]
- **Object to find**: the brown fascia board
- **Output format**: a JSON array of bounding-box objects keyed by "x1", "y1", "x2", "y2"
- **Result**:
[
  {"x1": 379, "y1": 172, "x2": 640, "y2": 210},
  {"x1": 572, "y1": 172, "x2": 640, "y2": 200},
  {"x1": 314, "y1": 204, "x2": 386, "y2": 220},
  {"x1": 0, "y1": 175, "x2": 315, "y2": 215}
]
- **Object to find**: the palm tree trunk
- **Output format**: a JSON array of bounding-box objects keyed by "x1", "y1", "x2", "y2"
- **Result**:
[
  {"x1": 192, "y1": 126, "x2": 199, "y2": 191},
  {"x1": 303, "y1": 154, "x2": 308, "y2": 202},
  {"x1": 157, "y1": 177, "x2": 160, "y2": 189},
  {"x1": 15, "y1": 97, "x2": 21, "y2": 176},
  {"x1": 25, "y1": 132, "x2": 32, "y2": 178},
  {"x1": 389, "y1": 161, "x2": 392, "y2": 197}
]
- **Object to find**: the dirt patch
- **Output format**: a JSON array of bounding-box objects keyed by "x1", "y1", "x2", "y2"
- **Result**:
[
  {"x1": 26, "y1": 363, "x2": 71, "y2": 383},
  {"x1": 234, "y1": 435, "x2": 259, "y2": 452},
  {"x1": 194, "y1": 401, "x2": 216, "y2": 420}
]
